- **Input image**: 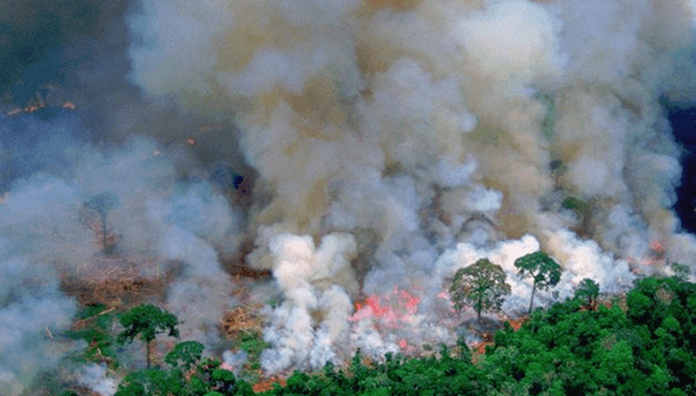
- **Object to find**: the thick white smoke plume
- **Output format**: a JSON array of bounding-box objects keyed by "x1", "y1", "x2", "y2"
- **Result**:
[
  {"x1": 123, "y1": 0, "x2": 696, "y2": 373},
  {"x1": 76, "y1": 364, "x2": 118, "y2": 396}
]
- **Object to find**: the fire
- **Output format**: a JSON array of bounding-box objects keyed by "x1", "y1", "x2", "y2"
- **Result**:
[
  {"x1": 650, "y1": 240, "x2": 665, "y2": 255},
  {"x1": 5, "y1": 100, "x2": 76, "y2": 118},
  {"x1": 220, "y1": 362, "x2": 235, "y2": 372},
  {"x1": 23, "y1": 105, "x2": 43, "y2": 113},
  {"x1": 180, "y1": 123, "x2": 227, "y2": 147},
  {"x1": 350, "y1": 286, "x2": 422, "y2": 337},
  {"x1": 7, "y1": 108, "x2": 21, "y2": 116},
  {"x1": 625, "y1": 239, "x2": 668, "y2": 274}
]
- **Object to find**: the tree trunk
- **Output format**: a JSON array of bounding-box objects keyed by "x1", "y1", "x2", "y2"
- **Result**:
[
  {"x1": 477, "y1": 296, "x2": 482, "y2": 322},
  {"x1": 146, "y1": 340, "x2": 151, "y2": 369},
  {"x1": 529, "y1": 280, "x2": 537, "y2": 315},
  {"x1": 100, "y1": 212, "x2": 108, "y2": 254}
]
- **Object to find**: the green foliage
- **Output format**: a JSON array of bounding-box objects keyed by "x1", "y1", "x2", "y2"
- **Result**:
[
  {"x1": 561, "y1": 196, "x2": 588, "y2": 214},
  {"x1": 514, "y1": 251, "x2": 563, "y2": 314},
  {"x1": 267, "y1": 295, "x2": 283, "y2": 309},
  {"x1": 114, "y1": 368, "x2": 183, "y2": 396},
  {"x1": 211, "y1": 368, "x2": 237, "y2": 394},
  {"x1": 671, "y1": 262, "x2": 690, "y2": 281},
  {"x1": 165, "y1": 340, "x2": 204, "y2": 372},
  {"x1": 481, "y1": 275, "x2": 696, "y2": 395},
  {"x1": 626, "y1": 276, "x2": 696, "y2": 392},
  {"x1": 271, "y1": 345, "x2": 483, "y2": 396},
  {"x1": 117, "y1": 304, "x2": 179, "y2": 368},
  {"x1": 573, "y1": 278, "x2": 600, "y2": 306},
  {"x1": 449, "y1": 258, "x2": 511, "y2": 320},
  {"x1": 233, "y1": 330, "x2": 270, "y2": 380},
  {"x1": 67, "y1": 303, "x2": 119, "y2": 369},
  {"x1": 118, "y1": 304, "x2": 179, "y2": 345},
  {"x1": 236, "y1": 331, "x2": 269, "y2": 359},
  {"x1": 111, "y1": 342, "x2": 260, "y2": 396}
]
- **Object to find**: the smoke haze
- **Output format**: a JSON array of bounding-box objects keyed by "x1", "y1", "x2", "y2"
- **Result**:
[{"x1": 2, "y1": 0, "x2": 696, "y2": 392}]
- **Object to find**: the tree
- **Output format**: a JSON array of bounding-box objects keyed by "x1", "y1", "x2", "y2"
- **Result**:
[
  {"x1": 449, "y1": 258, "x2": 511, "y2": 321},
  {"x1": 117, "y1": 304, "x2": 179, "y2": 369},
  {"x1": 165, "y1": 341, "x2": 204, "y2": 372},
  {"x1": 670, "y1": 262, "x2": 690, "y2": 281},
  {"x1": 114, "y1": 368, "x2": 182, "y2": 396},
  {"x1": 549, "y1": 159, "x2": 566, "y2": 188},
  {"x1": 514, "y1": 251, "x2": 562, "y2": 314},
  {"x1": 83, "y1": 192, "x2": 119, "y2": 254},
  {"x1": 574, "y1": 278, "x2": 600, "y2": 307}
]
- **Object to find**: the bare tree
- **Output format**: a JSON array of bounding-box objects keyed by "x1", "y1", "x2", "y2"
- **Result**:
[{"x1": 84, "y1": 192, "x2": 119, "y2": 254}]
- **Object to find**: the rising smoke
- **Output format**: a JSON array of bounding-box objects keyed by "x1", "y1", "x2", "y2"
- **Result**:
[{"x1": 2, "y1": 0, "x2": 696, "y2": 392}]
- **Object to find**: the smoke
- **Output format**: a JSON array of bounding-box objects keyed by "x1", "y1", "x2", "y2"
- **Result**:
[
  {"x1": 157, "y1": 226, "x2": 239, "y2": 345},
  {"x1": 259, "y1": 233, "x2": 357, "y2": 372},
  {"x1": 0, "y1": 114, "x2": 244, "y2": 390},
  {"x1": 2, "y1": 0, "x2": 696, "y2": 388},
  {"x1": 455, "y1": 0, "x2": 565, "y2": 87},
  {"x1": 76, "y1": 364, "x2": 118, "y2": 396},
  {"x1": 0, "y1": 237, "x2": 78, "y2": 396},
  {"x1": 121, "y1": 0, "x2": 696, "y2": 372}
]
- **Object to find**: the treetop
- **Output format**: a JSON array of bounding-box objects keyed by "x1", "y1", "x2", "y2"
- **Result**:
[{"x1": 514, "y1": 251, "x2": 562, "y2": 290}]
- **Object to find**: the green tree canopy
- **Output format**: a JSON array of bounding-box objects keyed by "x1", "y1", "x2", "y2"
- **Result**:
[
  {"x1": 514, "y1": 251, "x2": 563, "y2": 314},
  {"x1": 574, "y1": 278, "x2": 600, "y2": 307},
  {"x1": 449, "y1": 258, "x2": 511, "y2": 321},
  {"x1": 165, "y1": 340, "x2": 204, "y2": 372},
  {"x1": 117, "y1": 304, "x2": 179, "y2": 368}
]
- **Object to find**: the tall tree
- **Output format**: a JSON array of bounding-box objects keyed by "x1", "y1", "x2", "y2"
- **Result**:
[
  {"x1": 514, "y1": 251, "x2": 562, "y2": 314},
  {"x1": 83, "y1": 192, "x2": 119, "y2": 254},
  {"x1": 449, "y1": 258, "x2": 511, "y2": 321},
  {"x1": 574, "y1": 278, "x2": 600, "y2": 308},
  {"x1": 117, "y1": 304, "x2": 179, "y2": 369}
]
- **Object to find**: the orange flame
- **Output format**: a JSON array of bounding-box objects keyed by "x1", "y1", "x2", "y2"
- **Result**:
[
  {"x1": 650, "y1": 240, "x2": 665, "y2": 255},
  {"x1": 349, "y1": 286, "x2": 423, "y2": 345}
]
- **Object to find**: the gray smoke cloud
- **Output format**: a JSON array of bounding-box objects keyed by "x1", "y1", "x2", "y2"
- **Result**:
[
  {"x1": 3, "y1": 0, "x2": 696, "y2": 389},
  {"x1": 76, "y1": 364, "x2": 118, "y2": 396},
  {"x1": 0, "y1": 237, "x2": 78, "y2": 396}
]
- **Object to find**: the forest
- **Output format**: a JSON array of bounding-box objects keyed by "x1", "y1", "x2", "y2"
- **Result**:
[{"x1": 57, "y1": 270, "x2": 696, "y2": 396}]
